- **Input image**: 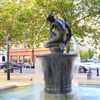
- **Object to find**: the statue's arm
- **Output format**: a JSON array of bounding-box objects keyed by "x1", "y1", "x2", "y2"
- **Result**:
[
  {"x1": 65, "y1": 23, "x2": 72, "y2": 44},
  {"x1": 50, "y1": 24, "x2": 54, "y2": 32},
  {"x1": 49, "y1": 24, "x2": 56, "y2": 37},
  {"x1": 65, "y1": 23, "x2": 72, "y2": 35}
]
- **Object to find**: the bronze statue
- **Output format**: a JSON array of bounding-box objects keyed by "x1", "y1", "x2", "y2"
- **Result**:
[
  {"x1": 45, "y1": 13, "x2": 72, "y2": 53},
  {"x1": 36, "y1": 13, "x2": 77, "y2": 95}
]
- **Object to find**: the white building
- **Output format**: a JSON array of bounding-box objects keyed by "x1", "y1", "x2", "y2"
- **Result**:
[{"x1": 0, "y1": 50, "x2": 7, "y2": 64}]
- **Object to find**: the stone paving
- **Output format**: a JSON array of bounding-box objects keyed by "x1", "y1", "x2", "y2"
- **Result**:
[
  {"x1": 73, "y1": 73, "x2": 100, "y2": 85},
  {"x1": 0, "y1": 69, "x2": 44, "y2": 90},
  {"x1": 0, "y1": 69, "x2": 100, "y2": 91}
]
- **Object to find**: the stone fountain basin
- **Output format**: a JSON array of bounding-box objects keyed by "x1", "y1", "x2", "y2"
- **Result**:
[{"x1": 36, "y1": 53, "x2": 77, "y2": 94}]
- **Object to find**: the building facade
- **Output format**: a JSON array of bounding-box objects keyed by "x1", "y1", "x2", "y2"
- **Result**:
[
  {"x1": 9, "y1": 48, "x2": 50, "y2": 64},
  {"x1": 0, "y1": 50, "x2": 7, "y2": 63}
]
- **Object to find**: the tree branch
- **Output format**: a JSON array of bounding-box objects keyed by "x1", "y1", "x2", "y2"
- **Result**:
[{"x1": 76, "y1": 15, "x2": 90, "y2": 23}]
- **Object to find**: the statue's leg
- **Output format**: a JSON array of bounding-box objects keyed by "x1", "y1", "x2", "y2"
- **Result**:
[
  {"x1": 45, "y1": 32, "x2": 65, "y2": 52},
  {"x1": 47, "y1": 33, "x2": 63, "y2": 43},
  {"x1": 45, "y1": 34, "x2": 60, "y2": 48},
  {"x1": 48, "y1": 35, "x2": 60, "y2": 43}
]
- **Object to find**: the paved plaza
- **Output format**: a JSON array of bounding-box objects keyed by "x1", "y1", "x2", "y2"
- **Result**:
[
  {"x1": 0, "y1": 67, "x2": 100, "y2": 91},
  {"x1": 0, "y1": 58, "x2": 100, "y2": 90}
]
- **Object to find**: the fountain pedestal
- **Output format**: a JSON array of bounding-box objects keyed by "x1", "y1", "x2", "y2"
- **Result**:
[
  {"x1": 37, "y1": 53, "x2": 77, "y2": 94},
  {"x1": 40, "y1": 90, "x2": 78, "y2": 100}
]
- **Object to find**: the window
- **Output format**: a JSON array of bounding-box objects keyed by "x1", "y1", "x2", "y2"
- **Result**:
[
  {"x1": 11, "y1": 56, "x2": 18, "y2": 63},
  {"x1": 19, "y1": 55, "x2": 23, "y2": 62},
  {"x1": 23, "y1": 55, "x2": 31, "y2": 63}
]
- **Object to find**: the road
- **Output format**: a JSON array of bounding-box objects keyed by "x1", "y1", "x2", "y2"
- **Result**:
[{"x1": 11, "y1": 67, "x2": 35, "y2": 74}]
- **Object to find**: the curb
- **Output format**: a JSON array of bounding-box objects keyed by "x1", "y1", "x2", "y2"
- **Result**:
[
  {"x1": 0, "y1": 85, "x2": 17, "y2": 91},
  {"x1": 0, "y1": 83, "x2": 33, "y2": 91}
]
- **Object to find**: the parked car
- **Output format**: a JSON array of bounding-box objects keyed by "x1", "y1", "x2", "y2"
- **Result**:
[
  {"x1": 23, "y1": 63, "x2": 35, "y2": 68},
  {"x1": 78, "y1": 62, "x2": 100, "y2": 73},
  {"x1": 79, "y1": 66, "x2": 88, "y2": 73},
  {"x1": 0, "y1": 62, "x2": 5, "y2": 69},
  {"x1": 1, "y1": 62, "x2": 22, "y2": 73},
  {"x1": 18, "y1": 62, "x2": 25, "y2": 67}
]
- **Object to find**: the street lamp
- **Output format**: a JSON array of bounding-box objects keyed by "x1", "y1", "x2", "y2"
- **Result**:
[
  {"x1": 7, "y1": 37, "x2": 11, "y2": 80},
  {"x1": 97, "y1": 68, "x2": 99, "y2": 76},
  {"x1": 32, "y1": 45, "x2": 35, "y2": 68}
]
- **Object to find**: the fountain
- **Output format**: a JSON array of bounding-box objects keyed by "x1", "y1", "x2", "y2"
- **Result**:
[
  {"x1": 1, "y1": 13, "x2": 100, "y2": 100},
  {"x1": 36, "y1": 13, "x2": 78, "y2": 100}
]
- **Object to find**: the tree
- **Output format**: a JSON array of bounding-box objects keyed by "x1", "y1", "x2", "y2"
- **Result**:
[
  {"x1": 0, "y1": 0, "x2": 48, "y2": 47},
  {"x1": 98, "y1": 55, "x2": 100, "y2": 59},
  {"x1": 34, "y1": 0, "x2": 100, "y2": 52},
  {"x1": 0, "y1": 0, "x2": 99, "y2": 49},
  {"x1": 79, "y1": 49, "x2": 94, "y2": 60},
  {"x1": 88, "y1": 49, "x2": 94, "y2": 59}
]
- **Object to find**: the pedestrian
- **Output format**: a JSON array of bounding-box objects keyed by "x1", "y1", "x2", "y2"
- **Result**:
[{"x1": 87, "y1": 68, "x2": 92, "y2": 80}]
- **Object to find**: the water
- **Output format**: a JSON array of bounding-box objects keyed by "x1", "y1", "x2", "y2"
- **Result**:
[
  {"x1": 0, "y1": 84, "x2": 43, "y2": 100},
  {"x1": 69, "y1": 36, "x2": 81, "y2": 75},
  {"x1": 71, "y1": 36, "x2": 80, "y2": 55},
  {"x1": 0, "y1": 84, "x2": 100, "y2": 100},
  {"x1": 76, "y1": 85, "x2": 100, "y2": 100}
]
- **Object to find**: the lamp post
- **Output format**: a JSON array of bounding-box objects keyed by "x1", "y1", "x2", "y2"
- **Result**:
[
  {"x1": 32, "y1": 46, "x2": 35, "y2": 68},
  {"x1": 7, "y1": 37, "x2": 11, "y2": 80},
  {"x1": 31, "y1": 39, "x2": 35, "y2": 68},
  {"x1": 97, "y1": 68, "x2": 99, "y2": 76}
]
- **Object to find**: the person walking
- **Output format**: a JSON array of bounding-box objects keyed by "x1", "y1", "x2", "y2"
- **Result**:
[{"x1": 87, "y1": 68, "x2": 93, "y2": 80}]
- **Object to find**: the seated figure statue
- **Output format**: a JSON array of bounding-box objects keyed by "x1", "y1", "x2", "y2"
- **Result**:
[{"x1": 45, "y1": 13, "x2": 72, "y2": 53}]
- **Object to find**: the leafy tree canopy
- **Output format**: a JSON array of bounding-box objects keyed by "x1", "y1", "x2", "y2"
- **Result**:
[{"x1": 0, "y1": 0, "x2": 100, "y2": 49}]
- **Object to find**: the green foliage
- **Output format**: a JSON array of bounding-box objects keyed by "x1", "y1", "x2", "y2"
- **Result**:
[
  {"x1": 79, "y1": 49, "x2": 94, "y2": 60},
  {"x1": 0, "y1": 0, "x2": 99, "y2": 49},
  {"x1": 98, "y1": 55, "x2": 100, "y2": 59},
  {"x1": 88, "y1": 49, "x2": 94, "y2": 59}
]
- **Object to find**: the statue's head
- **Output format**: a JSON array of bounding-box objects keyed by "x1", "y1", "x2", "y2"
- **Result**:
[{"x1": 46, "y1": 13, "x2": 55, "y2": 23}]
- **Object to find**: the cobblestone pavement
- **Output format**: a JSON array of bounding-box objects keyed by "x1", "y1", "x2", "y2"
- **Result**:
[{"x1": 0, "y1": 67, "x2": 100, "y2": 90}]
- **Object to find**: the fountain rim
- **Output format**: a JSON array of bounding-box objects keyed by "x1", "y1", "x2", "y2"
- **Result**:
[{"x1": 36, "y1": 53, "x2": 78, "y2": 57}]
